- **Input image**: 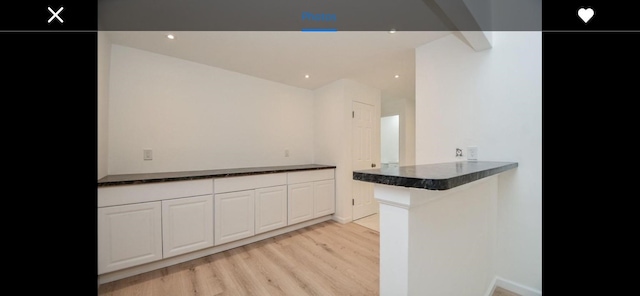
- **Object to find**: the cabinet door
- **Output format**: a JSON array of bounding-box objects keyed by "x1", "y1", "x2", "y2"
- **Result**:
[
  {"x1": 98, "y1": 202, "x2": 162, "y2": 274},
  {"x1": 314, "y1": 180, "x2": 335, "y2": 217},
  {"x1": 162, "y1": 195, "x2": 214, "y2": 258},
  {"x1": 255, "y1": 185, "x2": 287, "y2": 234},
  {"x1": 215, "y1": 190, "x2": 255, "y2": 245},
  {"x1": 288, "y1": 182, "x2": 314, "y2": 225}
]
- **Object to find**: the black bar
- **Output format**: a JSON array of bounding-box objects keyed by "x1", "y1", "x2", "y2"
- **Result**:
[
  {"x1": 5, "y1": 1, "x2": 640, "y2": 32},
  {"x1": 3, "y1": 31, "x2": 97, "y2": 293}
]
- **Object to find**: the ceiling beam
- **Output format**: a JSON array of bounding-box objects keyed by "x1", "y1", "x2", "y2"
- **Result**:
[{"x1": 421, "y1": 0, "x2": 493, "y2": 51}]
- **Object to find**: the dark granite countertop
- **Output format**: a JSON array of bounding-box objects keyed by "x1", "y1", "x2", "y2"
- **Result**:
[
  {"x1": 353, "y1": 161, "x2": 517, "y2": 190},
  {"x1": 98, "y1": 164, "x2": 336, "y2": 187}
]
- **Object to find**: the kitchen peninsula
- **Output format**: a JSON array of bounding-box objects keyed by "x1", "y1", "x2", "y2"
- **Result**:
[{"x1": 353, "y1": 161, "x2": 518, "y2": 296}]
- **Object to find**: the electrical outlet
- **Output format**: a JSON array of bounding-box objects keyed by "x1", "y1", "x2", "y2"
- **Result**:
[
  {"x1": 284, "y1": 149, "x2": 290, "y2": 157},
  {"x1": 143, "y1": 149, "x2": 153, "y2": 160},
  {"x1": 468, "y1": 146, "x2": 478, "y2": 160},
  {"x1": 455, "y1": 148, "x2": 463, "y2": 158}
]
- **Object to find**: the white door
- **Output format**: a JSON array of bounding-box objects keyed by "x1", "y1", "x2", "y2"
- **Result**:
[
  {"x1": 288, "y1": 182, "x2": 314, "y2": 225},
  {"x1": 352, "y1": 101, "x2": 379, "y2": 220},
  {"x1": 215, "y1": 190, "x2": 255, "y2": 245},
  {"x1": 314, "y1": 179, "x2": 335, "y2": 217},
  {"x1": 98, "y1": 202, "x2": 162, "y2": 274},
  {"x1": 162, "y1": 195, "x2": 214, "y2": 258},
  {"x1": 255, "y1": 185, "x2": 287, "y2": 234}
]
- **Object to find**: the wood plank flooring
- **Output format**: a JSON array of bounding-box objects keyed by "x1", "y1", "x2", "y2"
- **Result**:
[
  {"x1": 492, "y1": 287, "x2": 522, "y2": 296},
  {"x1": 98, "y1": 220, "x2": 380, "y2": 296},
  {"x1": 98, "y1": 220, "x2": 521, "y2": 296},
  {"x1": 353, "y1": 213, "x2": 379, "y2": 232}
]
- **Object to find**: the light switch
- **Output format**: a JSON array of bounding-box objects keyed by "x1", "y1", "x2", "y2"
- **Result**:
[{"x1": 143, "y1": 149, "x2": 153, "y2": 160}]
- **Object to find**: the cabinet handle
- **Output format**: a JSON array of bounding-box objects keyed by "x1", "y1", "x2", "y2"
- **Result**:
[{"x1": 371, "y1": 163, "x2": 376, "y2": 168}]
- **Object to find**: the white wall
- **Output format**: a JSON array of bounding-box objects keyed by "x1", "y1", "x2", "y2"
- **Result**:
[
  {"x1": 415, "y1": 32, "x2": 541, "y2": 291},
  {"x1": 314, "y1": 79, "x2": 381, "y2": 223},
  {"x1": 107, "y1": 45, "x2": 315, "y2": 174},
  {"x1": 313, "y1": 80, "x2": 348, "y2": 222},
  {"x1": 97, "y1": 31, "x2": 111, "y2": 179}
]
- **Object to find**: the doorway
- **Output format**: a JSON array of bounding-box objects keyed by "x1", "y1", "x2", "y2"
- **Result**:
[
  {"x1": 380, "y1": 115, "x2": 399, "y2": 169},
  {"x1": 353, "y1": 115, "x2": 398, "y2": 232}
]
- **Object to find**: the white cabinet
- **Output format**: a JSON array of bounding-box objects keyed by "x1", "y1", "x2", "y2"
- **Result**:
[
  {"x1": 314, "y1": 179, "x2": 336, "y2": 217},
  {"x1": 98, "y1": 202, "x2": 162, "y2": 274},
  {"x1": 97, "y1": 168, "x2": 333, "y2": 279},
  {"x1": 162, "y1": 195, "x2": 214, "y2": 258},
  {"x1": 214, "y1": 190, "x2": 255, "y2": 245},
  {"x1": 287, "y1": 169, "x2": 335, "y2": 225},
  {"x1": 98, "y1": 179, "x2": 214, "y2": 274},
  {"x1": 214, "y1": 174, "x2": 287, "y2": 245},
  {"x1": 287, "y1": 182, "x2": 315, "y2": 225},
  {"x1": 255, "y1": 185, "x2": 288, "y2": 234}
]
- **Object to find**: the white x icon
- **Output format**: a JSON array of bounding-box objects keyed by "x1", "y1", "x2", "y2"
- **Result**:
[{"x1": 48, "y1": 6, "x2": 64, "y2": 24}]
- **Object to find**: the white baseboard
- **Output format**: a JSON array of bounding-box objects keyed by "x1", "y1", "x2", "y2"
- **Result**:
[
  {"x1": 485, "y1": 276, "x2": 542, "y2": 296},
  {"x1": 331, "y1": 214, "x2": 351, "y2": 224}
]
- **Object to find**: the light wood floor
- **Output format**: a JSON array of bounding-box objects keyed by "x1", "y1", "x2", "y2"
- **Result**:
[
  {"x1": 98, "y1": 219, "x2": 519, "y2": 296},
  {"x1": 353, "y1": 213, "x2": 379, "y2": 232},
  {"x1": 98, "y1": 220, "x2": 380, "y2": 296},
  {"x1": 493, "y1": 287, "x2": 522, "y2": 296}
]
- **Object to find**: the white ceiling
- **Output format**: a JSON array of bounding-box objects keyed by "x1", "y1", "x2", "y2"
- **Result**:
[{"x1": 106, "y1": 31, "x2": 452, "y2": 100}]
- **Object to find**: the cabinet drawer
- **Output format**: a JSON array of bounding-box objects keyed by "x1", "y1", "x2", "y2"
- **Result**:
[
  {"x1": 214, "y1": 173, "x2": 287, "y2": 194},
  {"x1": 287, "y1": 169, "x2": 334, "y2": 184},
  {"x1": 98, "y1": 179, "x2": 213, "y2": 207}
]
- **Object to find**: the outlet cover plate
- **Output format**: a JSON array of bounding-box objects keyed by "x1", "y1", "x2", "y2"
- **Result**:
[
  {"x1": 143, "y1": 149, "x2": 153, "y2": 160},
  {"x1": 468, "y1": 146, "x2": 478, "y2": 160}
]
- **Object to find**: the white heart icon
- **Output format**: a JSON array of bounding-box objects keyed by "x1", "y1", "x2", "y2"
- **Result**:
[{"x1": 578, "y1": 7, "x2": 595, "y2": 23}]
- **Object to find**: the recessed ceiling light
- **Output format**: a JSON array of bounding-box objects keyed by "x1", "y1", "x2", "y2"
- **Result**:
[
  {"x1": 389, "y1": 29, "x2": 396, "y2": 34},
  {"x1": 394, "y1": 74, "x2": 400, "y2": 78},
  {"x1": 167, "y1": 34, "x2": 175, "y2": 40},
  {"x1": 305, "y1": 74, "x2": 310, "y2": 78}
]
